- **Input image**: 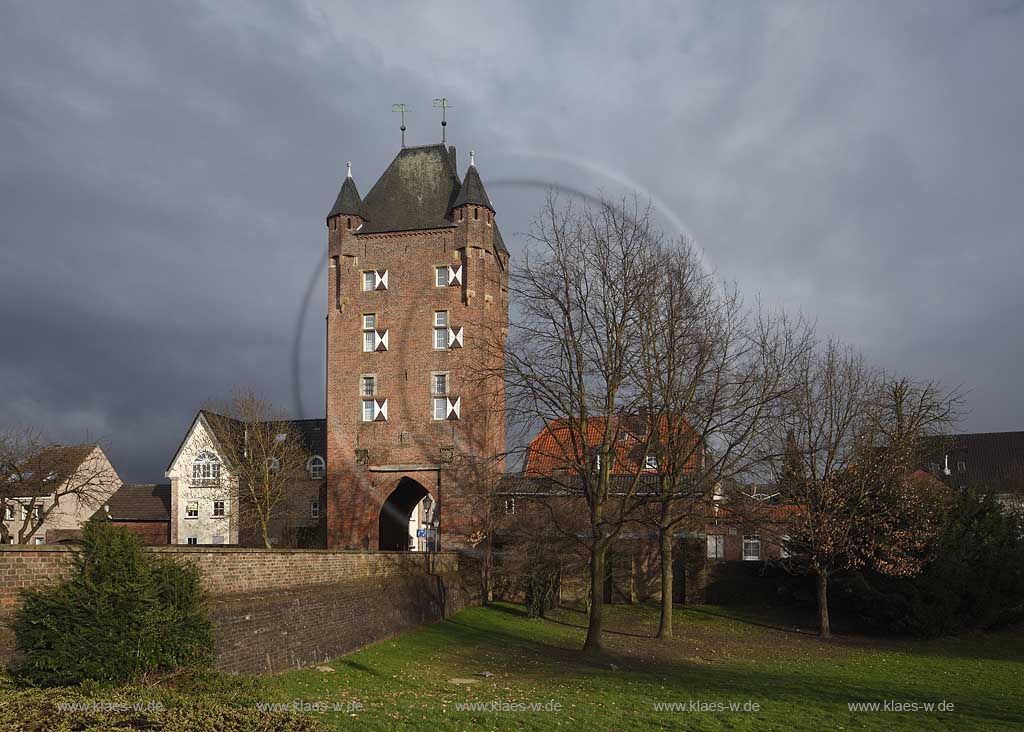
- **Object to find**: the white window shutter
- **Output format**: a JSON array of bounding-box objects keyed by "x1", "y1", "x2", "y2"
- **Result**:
[
  {"x1": 446, "y1": 396, "x2": 461, "y2": 420},
  {"x1": 374, "y1": 398, "x2": 388, "y2": 421},
  {"x1": 447, "y1": 326, "x2": 463, "y2": 348},
  {"x1": 374, "y1": 329, "x2": 389, "y2": 351},
  {"x1": 448, "y1": 264, "x2": 463, "y2": 286},
  {"x1": 376, "y1": 270, "x2": 388, "y2": 290}
]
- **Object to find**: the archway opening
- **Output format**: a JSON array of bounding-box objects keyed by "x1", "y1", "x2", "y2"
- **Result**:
[{"x1": 378, "y1": 477, "x2": 430, "y2": 551}]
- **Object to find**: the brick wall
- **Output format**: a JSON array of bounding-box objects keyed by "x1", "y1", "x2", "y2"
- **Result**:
[
  {"x1": 325, "y1": 202, "x2": 508, "y2": 551},
  {"x1": 0, "y1": 546, "x2": 478, "y2": 673}
]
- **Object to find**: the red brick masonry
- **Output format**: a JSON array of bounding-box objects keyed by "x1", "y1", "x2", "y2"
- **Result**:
[{"x1": 0, "y1": 546, "x2": 478, "y2": 673}]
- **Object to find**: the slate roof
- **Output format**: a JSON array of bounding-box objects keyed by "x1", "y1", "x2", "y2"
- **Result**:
[
  {"x1": 199, "y1": 411, "x2": 326, "y2": 458},
  {"x1": 327, "y1": 174, "x2": 365, "y2": 220},
  {"x1": 357, "y1": 144, "x2": 462, "y2": 234},
  {"x1": 2, "y1": 444, "x2": 97, "y2": 498},
  {"x1": 922, "y1": 431, "x2": 1024, "y2": 492},
  {"x1": 452, "y1": 163, "x2": 493, "y2": 210},
  {"x1": 102, "y1": 483, "x2": 171, "y2": 522}
]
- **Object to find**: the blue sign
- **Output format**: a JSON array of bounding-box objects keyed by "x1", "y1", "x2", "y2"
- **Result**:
[{"x1": 416, "y1": 529, "x2": 427, "y2": 538}]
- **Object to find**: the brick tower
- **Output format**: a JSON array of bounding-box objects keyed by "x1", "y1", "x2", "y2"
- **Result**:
[{"x1": 325, "y1": 145, "x2": 508, "y2": 550}]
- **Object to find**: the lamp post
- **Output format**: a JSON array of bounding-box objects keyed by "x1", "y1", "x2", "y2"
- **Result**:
[{"x1": 421, "y1": 494, "x2": 434, "y2": 552}]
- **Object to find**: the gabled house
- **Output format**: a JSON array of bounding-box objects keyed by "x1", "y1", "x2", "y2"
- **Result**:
[
  {"x1": 165, "y1": 410, "x2": 326, "y2": 547},
  {"x1": 1, "y1": 444, "x2": 121, "y2": 545}
]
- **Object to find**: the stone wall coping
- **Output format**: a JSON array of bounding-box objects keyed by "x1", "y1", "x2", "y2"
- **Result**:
[{"x1": 0, "y1": 545, "x2": 461, "y2": 557}]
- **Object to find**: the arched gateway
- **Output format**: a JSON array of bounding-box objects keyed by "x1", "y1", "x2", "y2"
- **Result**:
[{"x1": 378, "y1": 477, "x2": 431, "y2": 551}]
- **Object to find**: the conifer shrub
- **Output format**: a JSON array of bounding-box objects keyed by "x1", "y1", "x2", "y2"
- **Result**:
[
  {"x1": 12, "y1": 518, "x2": 214, "y2": 686},
  {"x1": 834, "y1": 489, "x2": 1024, "y2": 637}
]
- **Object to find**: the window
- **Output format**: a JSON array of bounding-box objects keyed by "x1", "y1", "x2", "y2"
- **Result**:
[
  {"x1": 742, "y1": 535, "x2": 761, "y2": 561},
  {"x1": 362, "y1": 270, "x2": 388, "y2": 291},
  {"x1": 212, "y1": 500, "x2": 225, "y2": 518},
  {"x1": 779, "y1": 535, "x2": 791, "y2": 559},
  {"x1": 362, "y1": 313, "x2": 376, "y2": 352},
  {"x1": 433, "y1": 397, "x2": 448, "y2": 421},
  {"x1": 267, "y1": 458, "x2": 281, "y2": 473},
  {"x1": 186, "y1": 502, "x2": 199, "y2": 519},
  {"x1": 433, "y1": 373, "x2": 448, "y2": 395},
  {"x1": 361, "y1": 375, "x2": 375, "y2": 397},
  {"x1": 644, "y1": 455, "x2": 658, "y2": 471},
  {"x1": 435, "y1": 266, "x2": 447, "y2": 288},
  {"x1": 308, "y1": 456, "x2": 325, "y2": 479},
  {"x1": 362, "y1": 399, "x2": 375, "y2": 422},
  {"x1": 192, "y1": 451, "x2": 221, "y2": 482},
  {"x1": 706, "y1": 535, "x2": 725, "y2": 560},
  {"x1": 187, "y1": 537, "x2": 198, "y2": 545},
  {"x1": 33, "y1": 536, "x2": 44, "y2": 545},
  {"x1": 434, "y1": 311, "x2": 449, "y2": 349},
  {"x1": 504, "y1": 498, "x2": 516, "y2": 515},
  {"x1": 2, "y1": 505, "x2": 12, "y2": 520},
  {"x1": 957, "y1": 461, "x2": 967, "y2": 473},
  {"x1": 311, "y1": 501, "x2": 320, "y2": 519}
]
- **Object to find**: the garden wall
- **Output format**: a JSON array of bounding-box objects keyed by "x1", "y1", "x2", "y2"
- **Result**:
[{"x1": 0, "y1": 546, "x2": 479, "y2": 673}]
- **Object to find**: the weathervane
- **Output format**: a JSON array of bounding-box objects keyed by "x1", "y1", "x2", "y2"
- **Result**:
[
  {"x1": 432, "y1": 98, "x2": 452, "y2": 145},
  {"x1": 391, "y1": 103, "x2": 410, "y2": 148}
]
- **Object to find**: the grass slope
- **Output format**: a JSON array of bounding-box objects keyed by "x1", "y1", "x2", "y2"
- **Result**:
[{"x1": 261, "y1": 602, "x2": 1024, "y2": 731}]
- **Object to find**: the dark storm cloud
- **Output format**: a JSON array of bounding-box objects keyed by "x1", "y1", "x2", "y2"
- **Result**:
[{"x1": 1, "y1": 1, "x2": 1022, "y2": 481}]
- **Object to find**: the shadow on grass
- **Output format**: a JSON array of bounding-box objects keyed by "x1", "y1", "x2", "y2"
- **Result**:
[{"x1": 410, "y1": 604, "x2": 1021, "y2": 729}]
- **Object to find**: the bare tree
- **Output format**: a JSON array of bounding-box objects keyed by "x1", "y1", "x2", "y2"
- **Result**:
[
  {"x1": 505, "y1": 192, "x2": 662, "y2": 653},
  {"x1": 0, "y1": 428, "x2": 119, "y2": 544},
  {"x1": 763, "y1": 342, "x2": 961, "y2": 637},
  {"x1": 447, "y1": 450, "x2": 506, "y2": 603},
  {"x1": 635, "y1": 241, "x2": 811, "y2": 638},
  {"x1": 195, "y1": 392, "x2": 313, "y2": 549}
]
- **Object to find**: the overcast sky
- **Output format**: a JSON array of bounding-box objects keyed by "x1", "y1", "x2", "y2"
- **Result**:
[{"x1": 2, "y1": 1, "x2": 1023, "y2": 483}]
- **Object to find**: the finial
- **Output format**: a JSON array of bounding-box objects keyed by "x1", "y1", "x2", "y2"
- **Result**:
[
  {"x1": 469, "y1": 150, "x2": 475, "y2": 167},
  {"x1": 391, "y1": 104, "x2": 410, "y2": 148},
  {"x1": 346, "y1": 161, "x2": 352, "y2": 178},
  {"x1": 433, "y1": 98, "x2": 452, "y2": 145}
]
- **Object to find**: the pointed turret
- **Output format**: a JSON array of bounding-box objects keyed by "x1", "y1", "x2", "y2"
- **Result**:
[
  {"x1": 452, "y1": 151, "x2": 493, "y2": 211},
  {"x1": 327, "y1": 162, "x2": 367, "y2": 222}
]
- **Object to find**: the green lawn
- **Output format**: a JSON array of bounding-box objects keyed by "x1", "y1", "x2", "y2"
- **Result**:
[
  {"x1": 4, "y1": 602, "x2": 1021, "y2": 731},
  {"x1": 258, "y1": 602, "x2": 1023, "y2": 731}
]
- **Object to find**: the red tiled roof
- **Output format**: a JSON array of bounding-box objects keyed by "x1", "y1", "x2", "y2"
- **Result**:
[{"x1": 524, "y1": 415, "x2": 701, "y2": 477}]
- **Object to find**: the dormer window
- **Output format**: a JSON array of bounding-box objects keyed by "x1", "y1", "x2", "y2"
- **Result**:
[{"x1": 307, "y1": 456, "x2": 325, "y2": 479}]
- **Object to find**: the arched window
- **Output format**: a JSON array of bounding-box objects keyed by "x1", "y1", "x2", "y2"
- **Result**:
[
  {"x1": 307, "y1": 455, "x2": 325, "y2": 479},
  {"x1": 192, "y1": 451, "x2": 220, "y2": 481}
]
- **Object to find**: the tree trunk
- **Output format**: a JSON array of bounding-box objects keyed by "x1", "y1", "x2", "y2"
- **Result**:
[
  {"x1": 481, "y1": 534, "x2": 493, "y2": 605},
  {"x1": 816, "y1": 569, "x2": 831, "y2": 638},
  {"x1": 657, "y1": 526, "x2": 673, "y2": 639},
  {"x1": 260, "y1": 518, "x2": 272, "y2": 549},
  {"x1": 583, "y1": 542, "x2": 607, "y2": 654}
]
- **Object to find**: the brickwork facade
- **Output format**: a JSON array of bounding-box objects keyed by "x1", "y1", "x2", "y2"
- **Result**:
[{"x1": 325, "y1": 151, "x2": 508, "y2": 551}]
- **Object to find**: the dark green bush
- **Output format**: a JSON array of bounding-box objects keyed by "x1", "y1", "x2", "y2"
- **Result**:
[
  {"x1": 834, "y1": 489, "x2": 1024, "y2": 637},
  {"x1": 12, "y1": 518, "x2": 214, "y2": 686}
]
